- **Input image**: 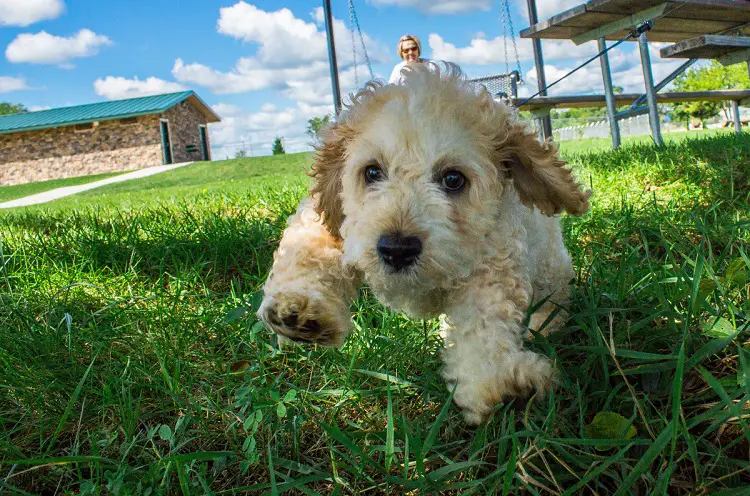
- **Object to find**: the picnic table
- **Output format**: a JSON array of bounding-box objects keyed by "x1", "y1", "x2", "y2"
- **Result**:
[{"x1": 519, "y1": 0, "x2": 750, "y2": 147}]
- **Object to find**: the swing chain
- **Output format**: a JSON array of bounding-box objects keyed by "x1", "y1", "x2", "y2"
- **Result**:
[{"x1": 348, "y1": 0, "x2": 374, "y2": 87}]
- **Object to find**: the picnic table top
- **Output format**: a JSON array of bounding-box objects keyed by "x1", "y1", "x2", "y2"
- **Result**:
[
  {"x1": 510, "y1": 89, "x2": 750, "y2": 111},
  {"x1": 660, "y1": 34, "x2": 750, "y2": 58},
  {"x1": 520, "y1": 0, "x2": 750, "y2": 43}
]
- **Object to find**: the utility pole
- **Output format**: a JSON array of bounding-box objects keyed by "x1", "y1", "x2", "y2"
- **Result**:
[{"x1": 323, "y1": 0, "x2": 342, "y2": 114}]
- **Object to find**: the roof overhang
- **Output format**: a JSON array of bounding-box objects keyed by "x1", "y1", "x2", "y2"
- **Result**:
[{"x1": 185, "y1": 93, "x2": 221, "y2": 123}]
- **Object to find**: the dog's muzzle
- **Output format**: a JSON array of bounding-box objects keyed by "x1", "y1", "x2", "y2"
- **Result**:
[{"x1": 377, "y1": 232, "x2": 422, "y2": 272}]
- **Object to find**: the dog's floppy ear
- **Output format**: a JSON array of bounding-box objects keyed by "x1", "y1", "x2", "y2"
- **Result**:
[
  {"x1": 497, "y1": 123, "x2": 591, "y2": 216},
  {"x1": 309, "y1": 124, "x2": 351, "y2": 238}
]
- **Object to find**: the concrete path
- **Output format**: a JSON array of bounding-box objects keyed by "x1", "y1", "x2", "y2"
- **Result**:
[{"x1": 0, "y1": 162, "x2": 193, "y2": 209}]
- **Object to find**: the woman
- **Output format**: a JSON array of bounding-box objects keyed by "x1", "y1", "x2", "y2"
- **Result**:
[{"x1": 388, "y1": 34, "x2": 431, "y2": 84}]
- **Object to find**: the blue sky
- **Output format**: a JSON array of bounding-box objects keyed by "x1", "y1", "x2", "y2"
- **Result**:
[{"x1": 0, "y1": 0, "x2": 685, "y2": 157}]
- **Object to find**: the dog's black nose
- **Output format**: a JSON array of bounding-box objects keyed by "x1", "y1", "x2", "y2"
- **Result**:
[{"x1": 377, "y1": 233, "x2": 422, "y2": 271}]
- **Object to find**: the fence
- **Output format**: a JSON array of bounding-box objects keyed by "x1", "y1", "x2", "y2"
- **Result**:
[{"x1": 554, "y1": 114, "x2": 654, "y2": 141}]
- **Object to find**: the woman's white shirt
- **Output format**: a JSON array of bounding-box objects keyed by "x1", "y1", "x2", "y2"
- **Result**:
[{"x1": 388, "y1": 58, "x2": 432, "y2": 84}]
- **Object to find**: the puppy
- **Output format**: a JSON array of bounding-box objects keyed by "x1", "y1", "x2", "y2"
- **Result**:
[{"x1": 258, "y1": 63, "x2": 590, "y2": 424}]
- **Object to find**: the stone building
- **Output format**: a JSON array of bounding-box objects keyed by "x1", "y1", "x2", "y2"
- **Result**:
[{"x1": 0, "y1": 91, "x2": 220, "y2": 186}]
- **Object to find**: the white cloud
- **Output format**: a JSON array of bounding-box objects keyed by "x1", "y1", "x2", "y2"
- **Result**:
[
  {"x1": 368, "y1": 0, "x2": 491, "y2": 14},
  {"x1": 211, "y1": 102, "x2": 244, "y2": 117},
  {"x1": 519, "y1": 45, "x2": 688, "y2": 97},
  {"x1": 429, "y1": 33, "x2": 598, "y2": 66},
  {"x1": 0, "y1": 76, "x2": 29, "y2": 93},
  {"x1": 523, "y1": 64, "x2": 604, "y2": 96},
  {"x1": 207, "y1": 64, "x2": 378, "y2": 158},
  {"x1": 310, "y1": 7, "x2": 389, "y2": 67},
  {"x1": 0, "y1": 0, "x2": 64, "y2": 27},
  {"x1": 28, "y1": 105, "x2": 51, "y2": 111},
  {"x1": 93, "y1": 76, "x2": 187, "y2": 100},
  {"x1": 172, "y1": 58, "x2": 331, "y2": 94},
  {"x1": 209, "y1": 101, "x2": 331, "y2": 158},
  {"x1": 217, "y1": 2, "x2": 327, "y2": 68},
  {"x1": 6, "y1": 29, "x2": 111, "y2": 67},
  {"x1": 216, "y1": 2, "x2": 387, "y2": 69},
  {"x1": 513, "y1": 0, "x2": 581, "y2": 22},
  {"x1": 174, "y1": 4, "x2": 387, "y2": 96},
  {"x1": 282, "y1": 64, "x2": 373, "y2": 106}
]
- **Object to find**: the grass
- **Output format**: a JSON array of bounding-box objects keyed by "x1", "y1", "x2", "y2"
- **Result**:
[
  {"x1": 555, "y1": 127, "x2": 735, "y2": 156},
  {"x1": 0, "y1": 133, "x2": 748, "y2": 494},
  {"x1": 11, "y1": 153, "x2": 312, "y2": 212},
  {"x1": 0, "y1": 170, "x2": 127, "y2": 203}
]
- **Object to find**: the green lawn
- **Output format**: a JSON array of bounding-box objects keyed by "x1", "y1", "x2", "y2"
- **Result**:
[
  {"x1": 0, "y1": 135, "x2": 748, "y2": 494},
  {"x1": 0, "y1": 170, "x2": 127, "y2": 203},
  {"x1": 0, "y1": 153, "x2": 311, "y2": 213},
  {"x1": 555, "y1": 127, "x2": 735, "y2": 155}
]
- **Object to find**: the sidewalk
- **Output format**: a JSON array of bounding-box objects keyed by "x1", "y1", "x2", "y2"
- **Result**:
[{"x1": 0, "y1": 162, "x2": 193, "y2": 209}]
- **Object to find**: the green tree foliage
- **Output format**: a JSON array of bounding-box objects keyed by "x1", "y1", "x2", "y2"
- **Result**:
[
  {"x1": 671, "y1": 61, "x2": 749, "y2": 128},
  {"x1": 0, "y1": 102, "x2": 27, "y2": 115},
  {"x1": 272, "y1": 137, "x2": 285, "y2": 155},
  {"x1": 306, "y1": 115, "x2": 331, "y2": 140}
]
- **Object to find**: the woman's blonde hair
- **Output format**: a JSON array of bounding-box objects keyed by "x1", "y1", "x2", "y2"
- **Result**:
[{"x1": 397, "y1": 34, "x2": 421, "y2": 60}]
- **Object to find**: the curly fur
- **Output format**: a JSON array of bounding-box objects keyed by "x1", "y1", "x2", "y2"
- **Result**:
[{"x1": 259, "y1": 62, "x2": 590, "y2": 424}]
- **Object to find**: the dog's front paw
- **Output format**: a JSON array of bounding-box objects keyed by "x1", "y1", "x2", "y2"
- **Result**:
[
  {"x1": 450, "y1": 352, "x2": 553, "y2": 425},
  {"x1": 258, "y1": 290, "x2": 352, "y2": 347}
]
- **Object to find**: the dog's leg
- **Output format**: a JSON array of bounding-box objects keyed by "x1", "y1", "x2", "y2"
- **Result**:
[
  {"x1": 440, "y1": 270, "x2": 553, "y2": 425},
  {"x1": 527, "y1": 217, "x2": 575, "y2": 336},
  {"x1": 258, "y1": 198, "x2": 360, "y2": 347}
]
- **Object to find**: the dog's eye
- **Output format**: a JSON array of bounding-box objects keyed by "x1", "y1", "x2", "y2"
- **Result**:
[
  {"x1": 364, "y1": 164, "x2": 385, "y2": 184},
  {"x1": 441, "y1": 170, "x2": 466, "y2": 192}
]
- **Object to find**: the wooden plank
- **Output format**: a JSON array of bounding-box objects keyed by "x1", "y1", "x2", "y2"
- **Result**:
[
  {"x1": 664, "y1": 3, "x2": 750, "y2": 22},
  {"x1": 639, "y1": 31, "x2": 716, "y2": 42},
  {"x1": 520, "y1": 4, "x2": 588, "y2": 38},
  {"x1": 717, "y1": 47, "x2": 750, "y2": 65},
  {"x1": 572, "y1": 3, "x2": 668, "y2": 45},
  {"x1": 586, "y1": 0, "x2": 667, "y2": 15},
  {"x1": 512, "y1": 90, "x2": 750, "y2": 110},
  {"x1": 653, "y1": 18, "x2": 739, "y2": 35},
  {"x1": 521, "y1": 0, "x2": 750, "y2": 41},
  {"x1": 589, "y1": 0, "x2": 750, "y2": 20},
  {"x1": 661, "y1": 35, "x2": 750, "y2": 59},
  {"x1": 564, "y1": 11, "x2": 621, "y2": 28}
]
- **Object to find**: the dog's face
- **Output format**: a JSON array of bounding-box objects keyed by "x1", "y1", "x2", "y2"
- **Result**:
[{"x1": 312, "y1": 64, "x2": 589, "y2": 312}]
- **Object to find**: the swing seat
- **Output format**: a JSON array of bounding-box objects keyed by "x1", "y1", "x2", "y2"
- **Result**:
[{"x1": 468, "y1": 71, "x2": 521, "y2": 99}]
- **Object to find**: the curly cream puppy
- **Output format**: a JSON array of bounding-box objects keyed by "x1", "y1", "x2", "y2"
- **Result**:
[{"x1": 258, "y1": 63, "x2": 590, "y2": 424}]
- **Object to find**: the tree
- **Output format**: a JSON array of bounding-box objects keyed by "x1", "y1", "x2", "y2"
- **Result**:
[
  {"x1": 670, "y1": 61, "x2": 749, "y2": 128},
  {"x1": 0, "y1": 102, "x2": 27, "y2": 116},
  {"x1": 272, "y1": 137, "x2": 285, "y2": 155},
  {"x1": 234, "y1": 140, "x2": 249, "y2": 158},
  {"x1": 306, "y1": 115, "x2": 331, "y2": 140}
]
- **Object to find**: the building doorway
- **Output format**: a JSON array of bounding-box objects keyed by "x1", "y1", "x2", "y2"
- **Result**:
[
  {"x1": 199, "y1": 125, "x2": 210, "y2": 161},
  {"x1": 160, "y1": 120, "x2": 173, "y2": 164}
]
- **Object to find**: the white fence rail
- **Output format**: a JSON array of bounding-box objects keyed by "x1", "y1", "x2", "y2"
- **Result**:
[{"x1": 554, "y1": 114, "x2": 654, "y2": 141}]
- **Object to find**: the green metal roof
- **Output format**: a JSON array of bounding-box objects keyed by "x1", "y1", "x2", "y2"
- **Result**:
[{"x1": 0, "y1": 90, "x2": 220, "y2": 135}]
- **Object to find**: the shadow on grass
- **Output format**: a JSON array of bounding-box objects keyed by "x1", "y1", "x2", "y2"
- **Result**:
[{"x1": 0, "y1": 195, "x2": 302, "y2": 292}]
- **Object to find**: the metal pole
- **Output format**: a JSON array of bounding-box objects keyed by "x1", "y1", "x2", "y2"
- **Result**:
[
  {"x1": 637, "y1": 31, "x2": 663, "y2": 146},
  {"x1": 731, "y1": 100, "x2": 742, "y2": 133},
  {"x1": 629, "y1": 59, "x2": 696, "y2": 111},
  {"x1": 526, "y1": 0, "x2": 553, "y2": 140},
  {"x1": 323, "y1": 0, "x2": 342, "y2": 114},
  {"x1": 598, "y1": 37, "x2": 620, "y2": 149}
]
